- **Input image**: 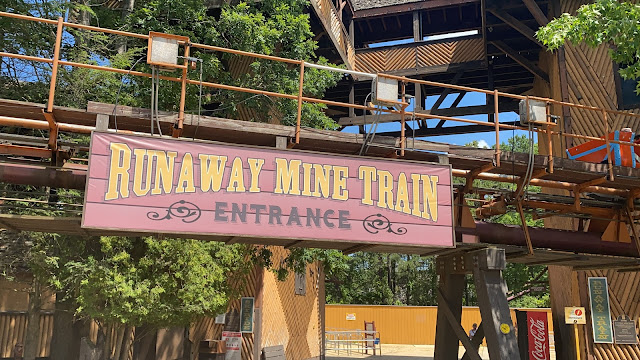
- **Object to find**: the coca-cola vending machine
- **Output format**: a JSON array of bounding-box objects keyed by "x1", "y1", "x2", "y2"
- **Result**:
[{"x1": 516, "y1": 310, "x2": 551, "y2": 360}]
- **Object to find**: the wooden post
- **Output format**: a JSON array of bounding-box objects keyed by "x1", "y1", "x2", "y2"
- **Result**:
[
  {"x1": 413, "y1": 11, "x2": 422, "y2": 42},
  {"x1": 472, "y1": 249, "x2": 520, "y2": 359},
  {"x1": 434, "y1": 258, "x2": 466, "y2": 360}
]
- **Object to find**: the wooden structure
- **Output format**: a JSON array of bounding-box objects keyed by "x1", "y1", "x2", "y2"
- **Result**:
[
  {"x1": 0, "y1": 246, "x2": 324, "y2": 360},
  {"x1": 3, "y1": 3, "x2": 640, "y2": 359}
]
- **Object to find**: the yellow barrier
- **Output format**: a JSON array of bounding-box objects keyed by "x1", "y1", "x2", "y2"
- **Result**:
[{"x1": 326, "y1": 304, "x2": 553, "y2": 345}]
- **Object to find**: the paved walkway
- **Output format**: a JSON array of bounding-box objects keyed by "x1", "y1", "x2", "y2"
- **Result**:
[
  {"x1": 326, "y1": 344, "x2": 556, "y2": 360},
  {"x1": 326, "y1": 344, "x2": 490, "y2": 360}
]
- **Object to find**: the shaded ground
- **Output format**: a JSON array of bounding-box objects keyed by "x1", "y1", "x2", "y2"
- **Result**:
[{"x1": 327, "y1": 344, "x2": 556, "y2": 360}]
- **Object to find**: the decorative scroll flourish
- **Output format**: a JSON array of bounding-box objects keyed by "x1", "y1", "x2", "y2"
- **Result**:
[
  {"x1": 147, "y1": 200, "x2": 202, "y2": 223},
  {"x1": 362, "y1": 214, "x2": 407, "y2": 235}
]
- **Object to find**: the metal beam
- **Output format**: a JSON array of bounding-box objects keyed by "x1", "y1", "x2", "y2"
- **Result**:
[{"x1": 490, "y1": 40, "x2": 549, "y2": 82}]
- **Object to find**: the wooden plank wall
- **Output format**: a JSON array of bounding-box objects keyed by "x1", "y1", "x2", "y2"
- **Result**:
[
  {"x1": 583, "y1": 269, "x2": 640, "y2": 360},
  {"x1": 189, "y1": 264, "x2": 260, "y2": 360},
  {"x1": 546, "y1": 2, "x2": 640, "y2": 359},
  {"x1": 355, "y1": 38, "x2": 484, "y2": 73},
  {"x1": 325, "y1": 304, "x2": 553, "y2": 345},
  {"x1": 0, "y1": 312, "x2": 53, "y2": 358},
  {"x1": 561, "y1": 0, "x2": 640, "y2": 145},
  {"x1": 259, "y1": 247, "x2": 323, "y2": 360}
]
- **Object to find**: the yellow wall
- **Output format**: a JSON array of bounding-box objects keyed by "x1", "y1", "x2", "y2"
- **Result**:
[{"x1": 325, "y1": 304, "x2": 552, "y2": 345}]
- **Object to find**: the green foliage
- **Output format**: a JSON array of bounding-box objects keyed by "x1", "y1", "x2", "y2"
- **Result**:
[
  {"x1": 30, "y1": 234, "x2": 255, "y2": 326},
  {"x1": 537, "y1": 0, "x2": 640, "y2": 91}
]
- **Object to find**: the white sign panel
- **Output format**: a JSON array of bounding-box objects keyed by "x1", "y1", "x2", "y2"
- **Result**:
[{"x1": 222, "y1": 331, "x2": 242, "y2": 360}]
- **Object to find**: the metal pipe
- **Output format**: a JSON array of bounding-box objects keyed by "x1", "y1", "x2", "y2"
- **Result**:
[
  {"x1": 296, "y1": 61, "x2": 305, "y2": 144},
  {"x1": 494, "y1": 89, "x2": 500, "y2": 167},
  {"x1": 174, "y1": 45, "x2": 190, "y2": 138},
  {"x1": 458, "y1": 222, "x2": 638, "y2": 258},
  {"x1": 400, "y1": 81, "x2": 406, "y2": 157},
  {"x1": 451, "y1": 169, "x2": 627, "y2": 196},
  {"x1": 47, "y1": 17, "x2": 64, "y2": 113},
  {"x1": 0, "y1": 115, "x2": 93, "y2": 133},
  {"x1": 0, "y1": 52, "x2": 53, "y2": 63}
]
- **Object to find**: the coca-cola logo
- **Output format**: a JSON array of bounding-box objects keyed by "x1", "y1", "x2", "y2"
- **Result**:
[{"x1": 529, "y1": 318, "x2": 548, "y2": 360}]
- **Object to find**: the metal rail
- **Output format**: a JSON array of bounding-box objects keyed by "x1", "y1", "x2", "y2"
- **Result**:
[
  {"x1": 3, "y1": 12, "x2": 640, "y2": 188},
  {"x1": 325, "y1": 330, "x2": 381, "y2": 356}
]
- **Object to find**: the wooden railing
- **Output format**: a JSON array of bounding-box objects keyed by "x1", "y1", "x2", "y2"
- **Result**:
[
  {"x1": 309, "y1": 0, "x2": 355, "y2": 69},
  {"x1": 355, "y1": 36, "x2": 485, "y2": 75}
]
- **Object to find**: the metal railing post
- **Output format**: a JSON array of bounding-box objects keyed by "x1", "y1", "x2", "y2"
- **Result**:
[
  {"x1": 603, "y1": 109, "x2": 614, "y2": 181},
  {"x1": 400, "y1": 81, "x2": 406, "y2": 157},
  {"x1": 173, "y1": 44, "x2": 190, "y2": 138},
  {"x1": 494, "y1": 90, "x2": 500, "y2": 167},
  {"x1": 296, "y1": 60, "x2": 305, "y2": 144},
  {"x1": 47, "y1": 17, "x2": 64, "y2": 113}
]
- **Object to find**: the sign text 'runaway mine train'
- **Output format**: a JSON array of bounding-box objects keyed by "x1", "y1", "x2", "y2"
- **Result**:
[{"x1": 82, "y1": 132, "x2": 454, "y2": 247}]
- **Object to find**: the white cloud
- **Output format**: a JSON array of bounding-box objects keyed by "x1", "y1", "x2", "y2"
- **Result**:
[{"x1": 477, "y1": 140, "x2": 490, "y2": 149}]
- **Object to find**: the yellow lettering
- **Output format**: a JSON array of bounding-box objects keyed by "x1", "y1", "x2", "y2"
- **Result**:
[
  {"x1": 105, "y1": 143, "x2": 131, "y2": 200},
  {"x1": 377, "y1": 170, "x2": 394, "y2": 210},
  {"x1": 395, "y1": 173, "x2": 410, "y2": 214},
  {"x1": 226, "y1": 157, "x2": 246, "y2": 192},
  {"x1": 411, "y1": 173, "x2": 422, "y2": 216},
  {"x1": 248, "y1": 158, "x2": 264, "y2": 193},
  {"x1": 301, "y1": 163, "x2": 313, "y2": 196},
  {"x1": 274, "y1": 158, "x2": 301, "y2": 195},
  {"x1": 149, "y1": 150, "x2": 177, "y2": 195},
  {"x1": 199, "y1": 155, "x2": 227, "y2": 192},
  {"x1": 332, "y1": 166, "x2": 349, "y2": 201},
  {"x1": 358, "y1": 166, "x2": 376, "y2": 205},
  {"x1": 132, "y1": 149, "x2": 151, "y2": 197},
  {"x1": 421, "y1": 175, "x2": 439, "y2": 221},
  {"x1": 176, "y1": 153, "x2": 195, "y2": 193},
  {"x1": 312, "y1": 164, "x2": 332, "y2": 198}
]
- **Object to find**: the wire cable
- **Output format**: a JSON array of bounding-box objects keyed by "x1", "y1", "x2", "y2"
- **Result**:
[{"x1": 113, "y1": 55, "x2": 145, "y2": 132}]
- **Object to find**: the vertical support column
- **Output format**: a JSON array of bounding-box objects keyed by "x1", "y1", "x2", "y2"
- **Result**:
[
  {"x1": 434, "y1": 256, "x2": 466, "y2": 360},
  {"x1": 472, "y1": 248, "x2": 520, "y2": 360},
  {"x1": 413, "y1": 11, "x2": 422, "y2": 42},
  {"x1": 415, "y1": 82, "x2": 422, "y2": 111},
  {"x1": 349, "y1": 79, "x2": 355, "y2": 118}
]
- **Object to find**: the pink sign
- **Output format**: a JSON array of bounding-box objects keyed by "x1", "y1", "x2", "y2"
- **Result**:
[{"x1": 82, "y1": 132, "x2": 454, "y2": 247}]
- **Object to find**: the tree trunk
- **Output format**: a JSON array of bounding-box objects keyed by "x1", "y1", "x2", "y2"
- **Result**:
[
  {"x1": 132, "y1": 325, "x2": 156, "y2": 360},
  {"x1": 23, "y1": 278, "x2": 41, "y2": 360},
  {"x1": 116, "y1": 0, "x2": 136, "y2": 54},
  {"x1": 50, "y1": 295, "x2": 83, "y2": 360}
]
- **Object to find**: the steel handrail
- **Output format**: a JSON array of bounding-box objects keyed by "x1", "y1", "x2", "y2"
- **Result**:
[{"x1": 3, "y1": 10, "x2": 640, "y2": 173}]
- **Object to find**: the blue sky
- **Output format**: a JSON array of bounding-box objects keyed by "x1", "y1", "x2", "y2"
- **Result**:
[
  {"x1": 342, "y1": 91, "x2": 535, "y2": 148},
  {"x1": 343, "y1": 33, "x2": 535, "y2": 148}
]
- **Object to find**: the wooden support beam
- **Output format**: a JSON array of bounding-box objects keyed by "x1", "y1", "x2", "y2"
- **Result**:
[
  {"x1": 487, "y1": 8, "x2": 544, "y2": 47},
  {"x1": 436, "y1": 288, "x2": 483, "y2": 360},
  {"x1": 342, "y1": 244, "x2": 374, "y2": 255},
  {"x1": 413, "y1": 11, "x2": 422, "y2": 42},
  {"x1": 431, "y1": 70, "x2": 466, "y2": 112},
  {"x1": 522, "y1": 0, "x2": 549, "y2": 26},
  {"x1": 490, "y1": 40, "x2": 549, "y2": 83}
]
